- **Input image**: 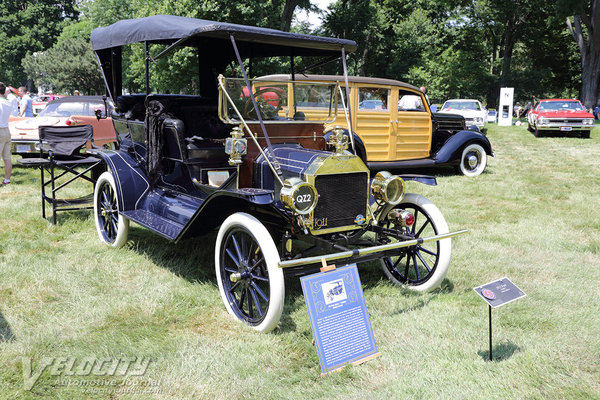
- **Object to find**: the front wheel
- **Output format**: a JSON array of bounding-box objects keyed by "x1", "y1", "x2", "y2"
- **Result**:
[
  {"x1": 94, "y1": 171, "x2": 129, "y2": 247},
  {"x1": 377, "y1": 194, "x2": 451, "y2": 292},
  {"x1": 458, "y1": 143, "x2": 487, "y2": 176},
  {"x1": 215, "y1": 213, "x2": 284, "y2": 333}
]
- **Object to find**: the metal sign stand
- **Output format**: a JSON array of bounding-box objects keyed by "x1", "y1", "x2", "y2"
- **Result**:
[
  {"x1": 488, "y1": 305, "x2": 493, "y2": 361},
  {"x1": 474, "y1": 277, "x2": 527, "y2": 362}
]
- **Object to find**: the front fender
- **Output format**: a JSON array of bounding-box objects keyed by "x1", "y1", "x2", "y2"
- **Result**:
[
  {"x1": 177, "y1": 188, "x2": 290, "y2": 240},
  {"x1": 89, "y1": 149, "x2": 150, "y2": 212},
  {"x1": 434, "y1": 130, "x2": 493, "y2": 164}
]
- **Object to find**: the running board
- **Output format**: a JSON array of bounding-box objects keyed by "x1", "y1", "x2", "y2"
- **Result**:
[{"x1": 121, "y1": 209, "x2": 184, "y2": 241}]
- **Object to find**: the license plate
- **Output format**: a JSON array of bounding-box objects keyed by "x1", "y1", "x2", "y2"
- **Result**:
[
  {"x1": 560, "y1": 126, "x2": 572, "y2": 131},
  {"x1": 16, "y1": 145, "x2": 32, "y2": 153}
]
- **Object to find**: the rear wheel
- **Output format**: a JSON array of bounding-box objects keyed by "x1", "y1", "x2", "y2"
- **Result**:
[
  {"x1": 94, "y1": 172, "x2": 129, "y2": 247},
  {"x1": 377, "y1": 194, "x2": 451, "y2": 292},
  {"x1": 215, "y1": 212, "x2": 284, "y2": 333}
]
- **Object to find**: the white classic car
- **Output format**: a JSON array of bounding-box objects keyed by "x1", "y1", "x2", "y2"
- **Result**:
[{"x1": 438, "y1": 99, "x2": 487, "y2": 130}]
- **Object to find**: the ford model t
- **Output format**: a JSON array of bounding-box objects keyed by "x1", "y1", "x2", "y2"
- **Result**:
[{"x1": 90, "y1": 15, "x2": 465, "y2": 332}]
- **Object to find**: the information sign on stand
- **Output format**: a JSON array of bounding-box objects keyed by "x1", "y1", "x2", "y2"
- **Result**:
[
  {"x1": 301, "y1": 263, "x2": 380, "y2": 374},
  {"x1": 474, "y1": 277, "x2": 526, "y2": 361}
]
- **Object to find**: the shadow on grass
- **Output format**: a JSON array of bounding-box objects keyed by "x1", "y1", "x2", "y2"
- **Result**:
[
  {"x1": 127, "y1": 227, "x2": 218, "y2": 283},
  {"x1": 478, "y1": 339, "x2": 521, "y2": 362},
  {"x1": 0, "y1": 312, "x2": 15, "y2": 342}
]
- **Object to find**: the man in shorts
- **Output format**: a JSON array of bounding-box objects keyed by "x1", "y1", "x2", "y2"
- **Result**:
[{"x1": 0, "y1": 82, "x2": 12, "y2": 185}]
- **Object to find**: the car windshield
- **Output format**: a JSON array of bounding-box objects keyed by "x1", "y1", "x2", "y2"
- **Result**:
[
  {"x1": 539, "y1": 101, "x2": 584, "y2": 111},
  {"x1": 219, "y1": 76, "x2": 338, "y2": 123},
  {"x1": 443, "y1": 101, "x2": 480, "y2": 111},
  {"x1": 38, "y1": 101, "x2": 106, "y2": 117}
]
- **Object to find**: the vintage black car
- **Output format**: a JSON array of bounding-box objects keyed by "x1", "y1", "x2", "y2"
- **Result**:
[{"x1": 90, "y1": 15, "x2": 465, "y2": 332}]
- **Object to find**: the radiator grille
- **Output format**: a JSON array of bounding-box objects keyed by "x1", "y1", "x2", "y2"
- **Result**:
[
  {"x1": 437, "y1": 119, "x2": 465, "y2": 132},
  {"x1": 313, "y1": 172, "x2": 368, "y2": 229}
]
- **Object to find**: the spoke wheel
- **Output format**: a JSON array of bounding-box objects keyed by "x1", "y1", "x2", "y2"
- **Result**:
[
  {"x1": 459, "y1": 143, "x2": 487, "y2": 176},
  {"x1": 215, "y1": 213, "x2": 284, "y2": 333},
  {"x1": 94, "y1": 172, "x2": 129, "y2": 247},
  {"x1": 378, "y1": 194, "x2": 451, "y2": 292}
]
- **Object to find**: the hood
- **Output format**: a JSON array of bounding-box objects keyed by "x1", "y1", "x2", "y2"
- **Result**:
[
  {"x1": 438, "y1": 109, "x2": 485, "y2": 118},
  {"x1": 537, "y1": 110, "x2": 594, "y2": 118}
]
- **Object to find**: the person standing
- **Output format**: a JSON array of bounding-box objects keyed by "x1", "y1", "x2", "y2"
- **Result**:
[
  {"x1": 0, "y1": 82, "x2": 12, "y2": 185},
  {"x1": 18, "y1": 86, "x2": 33, "y2": 117},
  {"x1": 6, "y1": 87, "x2": 19, "y2": 116}
]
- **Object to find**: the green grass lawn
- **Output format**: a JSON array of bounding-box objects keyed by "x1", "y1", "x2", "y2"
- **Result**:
[{"x1": 1, "y1": 122, "x2": 599, "y2": 399}]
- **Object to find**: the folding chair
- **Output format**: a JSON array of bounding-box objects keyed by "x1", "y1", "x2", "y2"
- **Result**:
[{"x1": 17, "y1": 125, "x2": 103, "y2": 224}]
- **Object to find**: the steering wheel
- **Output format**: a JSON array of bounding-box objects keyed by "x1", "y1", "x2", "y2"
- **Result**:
[{"x1": 243, "y1": 87, "x2": 285, "y2": 120}]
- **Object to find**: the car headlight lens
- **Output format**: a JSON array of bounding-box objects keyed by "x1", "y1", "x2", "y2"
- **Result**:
[
  {"x1": 538, "y1": 117, "x2": 548, "y2": 124},
  {"x1": 280, "y1": 177, "x2": 318, "y2": 215},
  {"x1": 584, "y1": 118, "x2": 594, "y2": 125},
  {"x1": 371, "y1": 171, "x2": 405, "y2": 205}
]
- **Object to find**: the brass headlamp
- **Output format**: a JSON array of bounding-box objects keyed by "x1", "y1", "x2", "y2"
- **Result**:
[
  {"x1": 280, "y1": 177, "x2": 318, "y2": 215},
  {"x1": 371, "y1": 171, "x2": 405, "y2": 205},
  {"x1": 225, "y1": 125, "x2": 247, "y2": 165}
]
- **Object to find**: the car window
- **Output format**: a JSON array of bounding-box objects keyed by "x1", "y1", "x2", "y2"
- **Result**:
[
  {"x1": 38, "y1": 101, "x2": 106, "y2": 117},
  {"x1": 398, "y1": 90, "x2": 425, "y2": 112},
  {"x1": 358, "y1": 87, "x2": 389, "y2": 111}
]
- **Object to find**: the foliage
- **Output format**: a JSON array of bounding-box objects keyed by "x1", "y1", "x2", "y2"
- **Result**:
[
  {"x1": 8, "y1": 0, "x2": 597, "y2": 106},
  {"x1": 22, "y1": 38, "x2": 104, "y2": 95},
  {"x1": 0, "y1": 0, "x2": 77, "y2": 87}
]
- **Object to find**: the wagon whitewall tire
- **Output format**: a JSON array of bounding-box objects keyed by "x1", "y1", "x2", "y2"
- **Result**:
[
  {"x1": 459, "y1": 143, "x2": 487, "y2": 176},
  {"x1": 215, "y1": 212, "x2": 284, "y2": 333},
  {"x1": 378, "y1": 193, "x2": 451, "y2": 292},
  {"x1": 94, "y1": 171, "x2": 129, "y2": 248}
]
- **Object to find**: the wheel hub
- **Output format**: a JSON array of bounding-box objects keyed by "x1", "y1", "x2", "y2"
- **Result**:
[{"x1": 467, "y1": 154, "x2": 479, "y2": 168}]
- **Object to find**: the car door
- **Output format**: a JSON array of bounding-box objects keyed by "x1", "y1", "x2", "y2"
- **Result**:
[
  {"x1": 353, "y1": 85, "x2": 394, "y2": 162},
  {"x1": 394, "y1": 89, "x2": 432, "y2": 160},
  {"x1": 72, "y1": 101, "x2": 118, "y2": 147}
]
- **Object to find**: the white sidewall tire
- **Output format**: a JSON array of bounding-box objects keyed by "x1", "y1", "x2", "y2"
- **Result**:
[
  {"x1": 94, "y1": 171, "x2": 129, "y2": 248},
  {"x1": 215, "y1": 212, "x2": 284, "y2": 333},
  {"x1": 379, "y1": 193, "x2": 451, "y2": 292},
  {"x1": 460, "y1": 143, "x2": 487, "y2": 177}
]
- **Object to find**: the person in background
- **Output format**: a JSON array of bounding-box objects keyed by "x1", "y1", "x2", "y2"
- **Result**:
[
  {"x1": 514, "y1": 102, "x2": 523, "y2": 119},
  {"x1": 594, "y1": 105, "x2": 600, "y2": 120},
  {"x1": 18, "y1": 86, "x2": 33, "y2": 117},
  {"x1": 6, "y1": 87, "x2": 19, "y2": 116},
  {"x1": 73, "y1": 90, "x2": 81, "y2": 96},
  {"x1": 420, "y1": 86, "x2": 430, "y2": 105},
  {"x1": 0, "y1": 82, "x2": 12, "y2": 185}
]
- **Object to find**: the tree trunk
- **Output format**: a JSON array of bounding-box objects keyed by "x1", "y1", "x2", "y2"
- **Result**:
[
  {"x1": 566, "y1": 1, "x2": 600, "y2": 108},
  {"x1": 499, "y1": 14, "x2": 515, "y2": 88},
  {"x1": 280, "y1": 0, "x2": 301, "y2": 32}
]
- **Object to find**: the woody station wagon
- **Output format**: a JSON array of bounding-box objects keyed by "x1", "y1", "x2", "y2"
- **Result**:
[
  {"x1": 255, "y1": 75, "x2": 494, "y2": 177},
  {"x1": 89, "y1": 15, "x2": 465, "y2": 332}
]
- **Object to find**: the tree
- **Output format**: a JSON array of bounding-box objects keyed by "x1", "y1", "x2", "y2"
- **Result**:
[
  {"x1": 22, "y1": 38, "x2": 104, "y2": 94},
  {"x1": 561, "y1": 0, "x2": 600, "y2": 107},
  {"x1": 0, "y1": 1, "x2": 77, "y2": 87}
]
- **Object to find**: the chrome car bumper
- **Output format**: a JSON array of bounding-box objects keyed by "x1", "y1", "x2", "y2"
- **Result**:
[
  {"x1": 278, "y1": 229, "x2": 468, "y2": 268},
  {"x1": 536, "y1": 124, "x2": 592, "y2": 131},
  {"x1": 11, "y1": 140, "x2": 39, "y2": 155}
]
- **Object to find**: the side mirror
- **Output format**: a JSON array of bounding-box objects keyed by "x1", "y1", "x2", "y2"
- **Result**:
[{"x1": 95, "y1": 108, "x2": 105, "y2": 120}]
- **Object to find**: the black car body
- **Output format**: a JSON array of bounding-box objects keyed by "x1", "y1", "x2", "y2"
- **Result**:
[{"x1": 90, "y1": 15, "x2": 465, "y2": 332}]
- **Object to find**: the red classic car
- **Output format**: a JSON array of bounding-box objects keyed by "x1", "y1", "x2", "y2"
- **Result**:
[{"x1": 527, "y1": 99, "x2": 595, "y2": 137}]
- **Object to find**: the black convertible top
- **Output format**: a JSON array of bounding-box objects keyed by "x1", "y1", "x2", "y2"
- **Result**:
[{"x1": 91, "y1": 15, "x2": 357, "y2": 56}]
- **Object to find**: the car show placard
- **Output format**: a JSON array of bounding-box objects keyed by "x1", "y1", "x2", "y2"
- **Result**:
[
  {"x1": 474, "y1": 277, "x2": 526, "y2": 308},
  {"x1": 300, "y1": 264, "x2": 379, "y2": 374}
]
